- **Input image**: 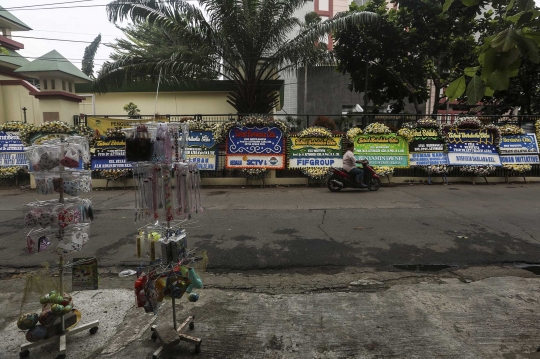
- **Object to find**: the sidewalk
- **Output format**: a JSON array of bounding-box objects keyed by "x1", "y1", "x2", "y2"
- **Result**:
[{"x1": 2, "y1": 270, "x2": 540, "y2": 359}]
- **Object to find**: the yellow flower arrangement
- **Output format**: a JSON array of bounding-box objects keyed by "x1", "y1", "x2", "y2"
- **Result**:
[
  {"x1": 397, "y1": 128, "x2": 415, "y2": 143},
  {"x1": 346, "y1": 127, "x2": 363, "y2": 141},
  {"x1": 499, "y1": 124, "x2": 524, "y2": 136},
  {"x1": 503, "y1": 164, "x2": 531, "y2": 173},
  {"x1": 301, "y1": 167, "x2": 331, "y2": 180},
  {"x1": 20, "y1": 121, "x2": 75, "y2": 145},
  {"x1": 373, "y1": 166, "x2": 394, "y2": 176},
  {"x1": 99, "y1": 169, "x2": 132, "y2": 181},
  {"x1": 298, "y1": 126, "x2": 333, "y2": 138},
  {"x1": 364, "y1": 122, "x2": 391, "y2": 134},
  {"x1": 0, "y1": 121, "x2": 28, "y2": 132},
  {"x1": 0, "y1": 166, "x2": 25, "y2": 179},
  {"x1": 460, "y1": 165, "x2": 496, "y2": 176},
  {"x1": 532, "y1": 119, "x2": 540, "y2": 186}
]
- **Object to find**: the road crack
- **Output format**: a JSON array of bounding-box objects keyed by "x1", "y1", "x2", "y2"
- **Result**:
[{"x1": 317, "y1": 209, "x2": 335, "y2": 241}]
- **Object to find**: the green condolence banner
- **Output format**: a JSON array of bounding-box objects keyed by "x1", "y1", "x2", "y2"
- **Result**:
[{"x1": 353, "y1": 134, "x2": 410, "y2": 167}]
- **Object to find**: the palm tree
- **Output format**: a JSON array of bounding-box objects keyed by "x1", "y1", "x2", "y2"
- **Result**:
[{"x1": 97, "y1": 0, "x2": 378, "y2": 114}]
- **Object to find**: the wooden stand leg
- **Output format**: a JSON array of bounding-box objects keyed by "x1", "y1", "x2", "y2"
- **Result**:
[
  {"x1": 151, "y1": 315, "x2": 201, "y2": 358},
  {"x1": 20, "y1": 320, "x2": 100, "y2": 358}
]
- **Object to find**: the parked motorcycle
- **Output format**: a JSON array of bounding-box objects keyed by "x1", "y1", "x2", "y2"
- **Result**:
[{"x1": 327, "y1": 162, "x2": 381, "y2": 192}]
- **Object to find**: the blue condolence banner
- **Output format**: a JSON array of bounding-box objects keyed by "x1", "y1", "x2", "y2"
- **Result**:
[
  {"x1": 92, "y1": 158, "x2": 132, "y2": 170},
  {"x1": 226, "y1": 126, "x2": 286, "y2": 169},
  {"x1": 499, "y1": 133, "x2": 540, "y2": 165},
  {"x1": 446, "y1": 129, "x2": 502, "y2": 166},
  {"x1": 182, "y1": 130, "x2": 218, "y2": 171},
  {"x1": 91, "y1": 139, "x2": 132, "y2": 170},
  {"x1": 410, "y1": 153, "x2": 449, "y2": 166},
  {"x1": 0, "y1": 131, "x2": 28, "y2": 167},
  {"x1": 500, "y1": 155, "x2": 540, "y2": 164},
  {"x1": 0, "y1": 153, "x2": 28, "y2": 167},
  {"x1": 500, "y1": 134, "x2": 539, "y2": 155}
]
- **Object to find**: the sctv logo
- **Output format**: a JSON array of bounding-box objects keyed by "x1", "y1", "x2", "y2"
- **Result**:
[{"x1": 247, "y1": 159, "x2": 267, "y2": 166}]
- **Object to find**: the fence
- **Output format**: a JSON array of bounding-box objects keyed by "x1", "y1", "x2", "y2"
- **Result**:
[
  {"x1": 75, "y1": 113, "x2": 540, "y2": 131},
  {"x1": 81, "y1": 113, "x2": 540, "y2": 180}
]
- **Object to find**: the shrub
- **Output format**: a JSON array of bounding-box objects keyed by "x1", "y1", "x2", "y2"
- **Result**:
[{"x1": 313, "y1": 116, "x2": 336, "y2": 131}]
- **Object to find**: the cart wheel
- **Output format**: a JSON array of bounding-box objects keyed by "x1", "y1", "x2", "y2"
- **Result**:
[
  {"x1": 55, "y1": 354, "x2": 66, "y2": 359},
  {"x1": 19, "y1": 350, "x2": 29, "y2": 358},
  {"x1": 151, "y1": 332, "x2": 157, "y2": 341},
  {"x1": 195, "y1": 344, "x2": 201, "y2": 354},
  {"x1": 189, "y1": 322, "x2": 195, "y2": 330}
]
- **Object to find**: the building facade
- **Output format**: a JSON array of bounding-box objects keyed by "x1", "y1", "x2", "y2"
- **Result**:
[{"x1": 0, "y1": 6, "x2": 90, "y2": 125}]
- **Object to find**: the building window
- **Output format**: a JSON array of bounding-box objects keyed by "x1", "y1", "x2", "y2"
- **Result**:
[
  {"x1": 43, "y1": 112, "x2": 60, "y2": 122},
  {"x1": 43, "y1": 79, "x2": 48, "y2": 90},
  {"x1": 62, "y1": 81, "x2": 66, "y2": 91},
  {"x1": 318, "y1": 0, "x2": 329, "y2": 11},
  {"x1": 51, "y1": 80, "x2": 56, "y2": 90},
  {"x1": 68, "y1": 82, "x2": 72, "y2": 92}
]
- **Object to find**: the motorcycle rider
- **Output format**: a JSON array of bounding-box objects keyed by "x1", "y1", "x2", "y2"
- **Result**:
[{"x1": 343, "y1": 143, "x2": 368, "y2": 188}]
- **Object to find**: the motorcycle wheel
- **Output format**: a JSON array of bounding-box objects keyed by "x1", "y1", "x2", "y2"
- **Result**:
[
  {"x1": 367, "y1": 177, "x2": 381, "y2": 191},
  {"x1": 327, "y1": 177, "x2": 343, "y2": 192}
]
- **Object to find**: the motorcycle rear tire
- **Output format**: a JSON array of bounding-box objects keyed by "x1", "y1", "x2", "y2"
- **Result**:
[
  {"x1": 327, "y1": 177, "x2": 343, "y2": 192},
  {"x1": 368, "y1": 178, "x2": 381, "y2": 191}
]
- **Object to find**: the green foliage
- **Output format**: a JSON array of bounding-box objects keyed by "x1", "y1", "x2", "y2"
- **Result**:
[
  {"x1": 82, "y1": 34, "x2": 101, "y2": 79},
  {"x1": 335, "y1": 0, "x2": 478, "y2": 114},
  {"x1": 98, "y1": 0, "x2": 379, "y2": 114},
  {"x1": 445, "y1": 0, "x2": 540, "y2": 103},
  {"x1": 123, "y1": 102, "x2": 140, "y2": 117}
]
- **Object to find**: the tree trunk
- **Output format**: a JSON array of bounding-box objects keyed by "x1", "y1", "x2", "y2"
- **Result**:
[{"x1": 432, "y1": 83, "x2": 441, "y2": 115}]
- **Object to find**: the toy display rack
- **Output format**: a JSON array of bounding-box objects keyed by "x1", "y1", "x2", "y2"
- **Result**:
[
  {"x1": 20, "y1": 139, "x2": 99, "y2": 359},
  {"x1": 145, "y1": 219, "x2": 202, "y2": 358}
]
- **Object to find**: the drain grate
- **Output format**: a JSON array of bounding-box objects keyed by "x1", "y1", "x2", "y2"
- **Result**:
[{"x1": 393, "y1": 264, "x2": 455, "y2": 272}]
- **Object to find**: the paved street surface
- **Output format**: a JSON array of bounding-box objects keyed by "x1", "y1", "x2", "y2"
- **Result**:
[
  {"x1": 0, "y1": 183, "x2": 539, "y2": 269},
  {"x1": 1, "y1": 183, "x2": 540, "y2": 358}
]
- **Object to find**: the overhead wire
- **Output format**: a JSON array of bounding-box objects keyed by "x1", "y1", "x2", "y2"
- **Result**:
[
  {"x1": 1, "y1": 0, "x2": 97, "y2": 10},
  {"x1": 4, "y1": 0, "x2": 197, "y2": 11}
]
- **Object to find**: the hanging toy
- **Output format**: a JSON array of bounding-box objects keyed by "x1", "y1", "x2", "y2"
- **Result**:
[
  {"x1": 17, "y1": 313, "x2": 39, "y2": 330},
  {"x1": 186, "y1": 268, "x2": 203, "y2": 294}
]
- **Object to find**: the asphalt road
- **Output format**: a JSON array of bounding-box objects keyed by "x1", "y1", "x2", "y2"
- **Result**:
[{"x1": 1, "y1": 183, "x2": 540, "y2": 270}]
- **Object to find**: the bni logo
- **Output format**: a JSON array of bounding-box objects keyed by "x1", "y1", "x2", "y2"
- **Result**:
[{"x1": 269, "y1": 157, "x2": 278, "y2": 165}]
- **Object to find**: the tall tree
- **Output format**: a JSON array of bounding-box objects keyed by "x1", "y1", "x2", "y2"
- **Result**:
[
  {"x1": 462, "y1": 4, "x2": 540, "y2": 114},
  {"x1": 97, "y1": 0, "x2": 378, "y2": 114},
  {"x1": 82, "y1": 34, "x2": 102, "y2": 79},
  {"x1": 334, "y1": 0, "x2": 478, "y2": 115},
  {"x1": 444, "y1": 0, "x2": 540, "y2": 103}
]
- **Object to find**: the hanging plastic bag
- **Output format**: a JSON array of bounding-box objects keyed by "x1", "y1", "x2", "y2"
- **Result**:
[{"x1": 126, "y1": 125, "x2": 155, "y2": 162}]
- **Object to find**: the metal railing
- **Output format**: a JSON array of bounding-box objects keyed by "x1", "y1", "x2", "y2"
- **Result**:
[{"x1": 76, "y1": 113, "x2": 540, "y2": 132}]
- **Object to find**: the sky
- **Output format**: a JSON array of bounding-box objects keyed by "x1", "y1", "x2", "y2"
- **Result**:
[
  {"x1": 2, "y1": 0, "x2": 200, "y2": 74},
  {"x1": 3, "y1": 0, "x2": 540, "y2": 75}
]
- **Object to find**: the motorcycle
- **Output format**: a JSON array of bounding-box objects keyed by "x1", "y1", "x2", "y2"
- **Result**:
[{"x1": 327, "y1": 162, "x2": 381, "y2": 192}]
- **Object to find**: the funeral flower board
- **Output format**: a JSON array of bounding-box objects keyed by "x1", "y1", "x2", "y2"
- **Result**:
[
  {"x1": 408, "y1": 128, "x2": 449, "y2": 166},
  {"x1": 181, "y1": 130, "x2": 219, "y2": 171},
  {"x1": 91, "y1": 139, "x2": 132, "y2": 170},
  {"x1": 0, "y1": 131, "x2": 28, "y2": 167},
  {"x1": 499, "y1": 133, "x2": 540, "y2": 165},
  {"x1": 353, "y1": 134, "x2": 410, "y2": 167},
  {"x1": 288, "y1": 136, "x2": 343, "y2": 168},
  {"x1": 226, "y1": 126, "x2": 286, "y2": 169},
  {"x1": 445, "y1": 129, "x2": 502, "y2": 166}
]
